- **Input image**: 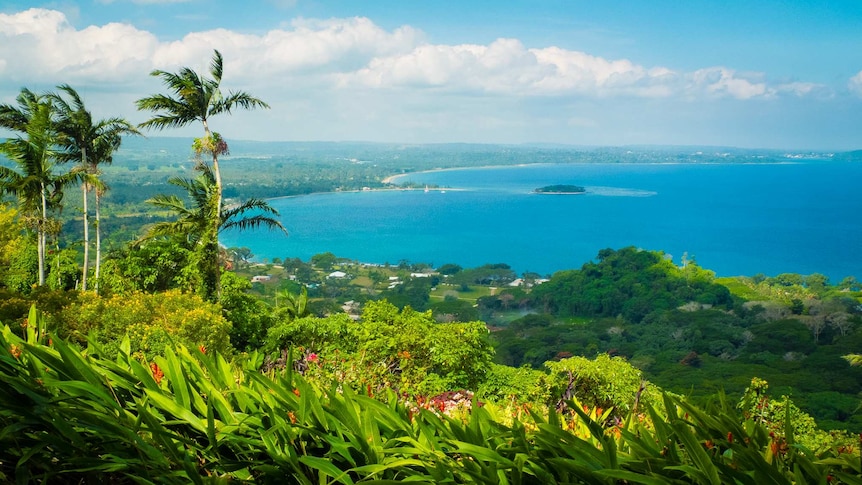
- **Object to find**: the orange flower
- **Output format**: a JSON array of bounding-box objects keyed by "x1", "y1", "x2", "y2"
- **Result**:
[
  {"x1": 150, "y1": 362, "x2": 164, "y2": 385},
  {"x1": 9, "y1": 345, "x2": 21, "y2": 360},
  {"x1": 198, "y1": 345, "x2": 207, "y2": 354},
  {"x1": 288, "y1": 411, "x2": 297, "y2": 424},
  {"x1": 293, "y1": 388, "x2": 301, "y2": 397}
]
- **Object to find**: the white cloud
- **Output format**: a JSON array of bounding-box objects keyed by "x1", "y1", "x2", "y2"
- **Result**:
[
  {"x1": 0, "y1": 8, "x2": 158, "y2": 82},
  {"x1": 343, "y1": 39, "x2": 680, "y2": 97},
  {"x1": 0, "y1": 7, "x2": 825, "y2": 103},
  {"x1": 776, "y1": 81, "x2": 829, "y2": 98},
  {"x1": 849, "y1": 71, "x2": 862, "y2": 97},
  {"x1": 687, "y1": 68, "x2": 770, "y2": 100},
  {"x1": 0, "y1": 7, "x2": 848, "y2": 148}
]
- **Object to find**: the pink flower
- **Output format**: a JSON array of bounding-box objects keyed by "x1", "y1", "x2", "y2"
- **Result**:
[{"x1": 307, "y1": 353, "x2": 319, "y2": 363}]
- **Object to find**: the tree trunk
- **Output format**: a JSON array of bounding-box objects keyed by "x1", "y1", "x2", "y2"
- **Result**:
[
  {"x1": 94, "y1": 189, "x2": 102, "y2": 294},
  {"x1": 202, "y1": 120, "x2": 223, "y2": 300},
  {"x1": 81, "y1": 182, "x2": 89, "y2": 291},
  {"x1": 38, "y1": 183, "x2": 47, "y2": 286}
]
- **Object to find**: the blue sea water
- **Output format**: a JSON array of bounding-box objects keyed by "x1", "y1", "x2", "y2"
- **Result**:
[{"x1": 221, "y1": 162, "x2": 862, "y2": 281}]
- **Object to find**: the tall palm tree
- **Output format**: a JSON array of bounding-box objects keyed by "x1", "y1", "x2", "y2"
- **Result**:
[
  {"x1": 50, "y1": 84, "x2": 140, "y2": 292},
  {"x1": 135, "y1": 50, "x2": 269, "y2": 220},
  {"x1": 142, "y1": 164, "x2": 286, "y2": 300},
  {"x1": 0, "y1": 89, "x2": 80, "y2": 286},
  {"x1": 136, "y1": 49, "x2": 270, "y2": 295}
]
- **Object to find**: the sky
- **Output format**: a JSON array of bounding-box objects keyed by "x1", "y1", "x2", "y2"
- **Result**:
[{"x1": 2, "y1": 1, "x2": 862, "y2": 150}]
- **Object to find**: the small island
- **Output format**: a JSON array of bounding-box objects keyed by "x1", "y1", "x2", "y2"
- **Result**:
[{"x1": 534, "y1": 184, "x2": 586, "y2": 194}]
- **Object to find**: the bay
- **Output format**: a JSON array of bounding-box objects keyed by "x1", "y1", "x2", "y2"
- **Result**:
[{"x1": 221, "y1": 161, "x2": 862, "y2": 281}]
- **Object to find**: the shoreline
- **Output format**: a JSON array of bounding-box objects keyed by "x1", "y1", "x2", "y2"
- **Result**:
[
  {"x1": 266, "y1": 185, "x2": 463, "y2": 202},
  {"x1": 270, "y1": 159, "x2": 805, "y2": 201},
  {"x1": 381, "y1": 163, "x2": 547, "y2": 185}
]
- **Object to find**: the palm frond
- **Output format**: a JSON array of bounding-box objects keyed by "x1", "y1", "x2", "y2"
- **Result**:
[
  {"x1": 221, "y1": 214, "x2": 287, "y2": 233},
  {"x1": 146, "y1": 194, "x2": 192, "y2": 216},
  {"x1": 211, "y1": 91, "x2": 270, "y2": 116},
  {"x1": 209, "y1": 50, "x2": 224, "y2": 83}
]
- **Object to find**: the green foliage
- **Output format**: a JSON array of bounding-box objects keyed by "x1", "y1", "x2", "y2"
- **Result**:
[
  {"x1": 0, "y1": 204, "x2": 37, "y2": 292},
  {"x1": 531, "y1": 247, "x2": 732, "y2": 321},
  {"x1": 378, "y1": 275, "x2": 433, "y2": 310},
  {"x1": 310, "y1": 251, "x2": 337, "y2": 270},
  {"x1": 478, "y1": 363, "x2": 550, "y2": 404},
  {"x1": 437, "y1": 263, "x2": 463, "y2": 275},
  {"x1": 545, "y1": 354, "x2": 662, "y2": 415},
  {"x1": 56, "y1": 290, "x2": 232, "y2": 359},
  {"x1": 98, "y1": 238, "x2": 196, "y2": 294},
  {"x1": 46, "y1": 247, "x2": 80, "y2": 290},
  {"x1": 534, "y1": 183, "x2": 586, "y2": 193},
  {"x1": 265, "y1": 300, "x2": 494, "y2": 395},
  {"x1": 220, "y1": 271, "x2": 274, "y2": 351},
  {"x1": 738, "y1": 377, "x2": 853, "y2": 454},
  {"x1": 1, "y1": 321, "x2": 859, "y2": 484},
  {"x1": 429, "y1": 297, "x2": 480, "y2": 322},
  {"x1": 450, "y1": 263, "x2": 517, "y2": 286}
]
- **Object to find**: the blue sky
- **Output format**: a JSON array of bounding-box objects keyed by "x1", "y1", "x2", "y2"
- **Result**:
[{"x1": 2, "y1": 0, "x2": 862, "y2": 149}]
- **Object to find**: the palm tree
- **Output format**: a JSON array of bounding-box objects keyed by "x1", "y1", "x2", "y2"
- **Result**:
[
  {"x1": 135, "y1": 50, "x2": 268, "y2": 225},
  {"x1": 50, "y1": 84, "x2": 140, "y2": 292},
  {"x1": 275, "y1": 286, "x2": 309, "y2": 319},
  {"x1": 0, "y1": 89, "x2": 80, "y2": 286},
  {"x1": 142, "y1": 164, "x2": 286, "y2": 300},
  {"x1": 136, "y1": 49, "x2": 269, "y2": 295}
]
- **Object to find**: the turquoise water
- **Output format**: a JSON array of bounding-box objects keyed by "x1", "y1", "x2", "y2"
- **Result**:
[{"x1": 221, "y1": 162, "x2": 862, "y2": 280}]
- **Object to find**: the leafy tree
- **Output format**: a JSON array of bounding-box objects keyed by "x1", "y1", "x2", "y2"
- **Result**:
[
  {"x1": 98, "y1": 239, "x2": 195, "y2": 295},
  {"x1": 136, "y1": 49, "x2": 269, "y2": 294},
  {"x1": 50, "y1": 84, "x2": 139, "y2": 292},
  {"x1": 436, "y1": 263, "x2": 462, "y2": 275},
  {"x1": 226, "y1": 246, "x2": 253, "y2": 269},
  {"x1": 0, "y1": 89, "x2": 80, "y2": 286},
  {"x1": 0, "y1": 204, "x2": 37, "y2": 292},
  {"x1": 545, "y1": 354, "x2": 660, "y2": 415},
  {"x1": 311, "y1": 252, "x2": 338, "y2": 271},
  {"x1": 451, "y1": 263, "x2": 517, "y2": 286},
  {"x1": 220, "y1": 271, "x2": 275, "y2": 351}
]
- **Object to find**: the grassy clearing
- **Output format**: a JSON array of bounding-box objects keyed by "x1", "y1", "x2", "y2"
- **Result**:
[{"x1": 430, "y1": 283, "x2": 496, "y2": 302}]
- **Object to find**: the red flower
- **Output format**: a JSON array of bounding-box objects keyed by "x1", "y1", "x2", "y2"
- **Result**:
[
  {"x1": 150, "y1": 362, "x2": 164, "y2": 385},
  {"x1": 307, "y1": 352, "x2": 318, "y2": 363},
  {"x1": 198, "y1": 345, "x2": 207, "y2": 354}
]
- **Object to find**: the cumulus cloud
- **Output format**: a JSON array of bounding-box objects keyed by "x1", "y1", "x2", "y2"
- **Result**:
[
  {"x1": 343, "y1": 38, "x2": 681, "y2": 97},
  {"x1": 686, "y1": 68, "x2": 771, "y2": 99},
  {"x1": 0, "y1": 8, "x2": 159, "y2": 83},
  {"x1": 0, "y1": 7, "x2": 827, "y2": 104}
]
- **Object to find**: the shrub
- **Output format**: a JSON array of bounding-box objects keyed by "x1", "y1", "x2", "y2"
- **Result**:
[{"x1": 57, "y1": 290, "x2": 231, "y2": 358}]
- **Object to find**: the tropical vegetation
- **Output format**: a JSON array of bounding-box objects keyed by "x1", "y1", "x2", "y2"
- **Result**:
[
  {"x1": 136, "y1": 49, "x2": 270, "y2": 299},
  {"x1": 0, "y1": 52, "x2": 861, "y2": 483}
]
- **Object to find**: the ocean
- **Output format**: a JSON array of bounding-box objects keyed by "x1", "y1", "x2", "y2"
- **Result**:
[{"x1": 221, "y1": 161, "x2": 862, "y2": 281}]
